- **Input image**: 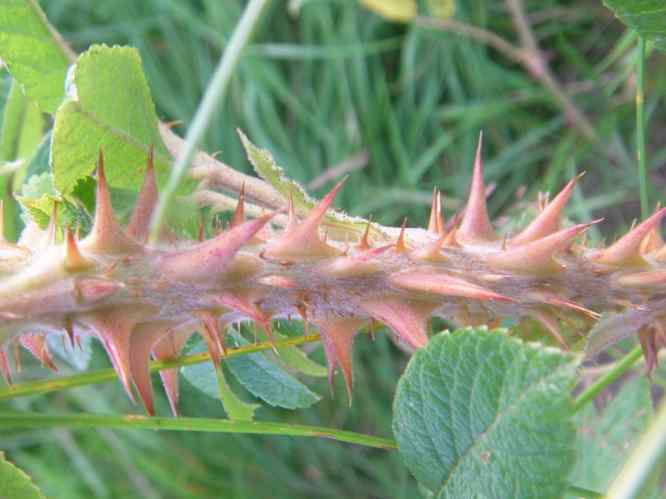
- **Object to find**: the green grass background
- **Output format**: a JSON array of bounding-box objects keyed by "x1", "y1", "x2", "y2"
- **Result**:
[{"x1": 2, "y1": 1, "x2": 666, "y2": 497}]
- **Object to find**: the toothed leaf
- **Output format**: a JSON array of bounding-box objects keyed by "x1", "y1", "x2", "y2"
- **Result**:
[
  {"x1": 51, "y1": 45, "x2": 171, "y2": 194},
  {"x1": 604, "y1": 1, "x2": 666, "y2": 51},
  {"x1": 226, "y1": 330, "x2": 321, "y2": 409},
  {"x1": 0, "y1": 0, "x2": 71, "y2": 113},
  {"x1": 0, "y1": 451, "x2": 46, "y2": 499},
  {"x1": 238, "y1": 129, "x2": 381, "y2": 241},
  {"x1": 393, "y1": 328, "x2": 579, "y2": 499}
]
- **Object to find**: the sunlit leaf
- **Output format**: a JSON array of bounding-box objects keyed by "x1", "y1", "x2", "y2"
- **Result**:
[
  {"x1": 0, "y1": 0, "x2": 72, "y2": 113},
  {"x1": 51, "y1": 44, "x2": 170, "y2": 194},
  {"x1": 0, "y1": 451, "x2": 46, "y2": 499}
]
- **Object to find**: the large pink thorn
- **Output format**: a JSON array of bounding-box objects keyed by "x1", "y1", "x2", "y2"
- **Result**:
[
  {"x1": 194, "y1": 310, "x2": 226, "y2": 368},
  {"x1": 127, "y1": 147, "x2": 158, "y2": 243},
  {"x1": 79, "y1": 306, "x2": 151, "y2": 402},
  {"x1": 457, "y1": 133, "x2": 496, "y2": 243},
  {"x1": 361, "y1": 297, "x2": 435, "y2": 349},
  {"x1": 487, "y1": 221, "x2": 597, "y2": 275},
  {"x1": 313, "y1": 316, "x2": 365, "y2": 404},
  {"x1": 86, "y1": 149, "x2": 141, "y2": 254},
  {"x1": 511, "y1": 173, "x2": 583, "y2": 246},
  {"x1": 427, "y1": 189, "x2": 444, "y2": 235},
  {"x1": 19, "y1": 334, "x2": 57, "y2": 371},
  {"x1": 161, "y1": 213, "x2": 274, "y2": 282},
  {"x1": 389, "y1": 270, "x2": 512, "y2": 302},
  {"x1": 262, "y1": 179, "x2": 346, "y2": 262},
  {"x1": 153, "y1": 329, "x2": 194, "y2": 416},
  {"x1": 593, "y1": 207, "x2": 666, "y2": 266},
  {"x1": 129, "y1": 321, "x2": 175, "y2": 416},
  {"x1": 230, "y1": 183, "x2": 246, "y2": 228}
]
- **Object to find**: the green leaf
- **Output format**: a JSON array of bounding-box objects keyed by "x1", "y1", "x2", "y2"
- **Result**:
[
  {"x1": 0, "y1": 451, "x2": 46, "y2": 499},
  {"x1": 16, "y1": 171, "x2": 91, "y2": 230},
  {"x1": 604, "y1": 0, "x2": 666, "y2": 51},
  {"x1": 0, "y1": 79, "x2": 44, "y2": 240},
  {"x1": 51, "y1": 44, "x2": 171, "y2": 194},
  {"x1": 213, "y1": 367, "x2": 258, "y2": 422},
  {"x1": 0, "y1": 80, "x2": 44, "y2": 164},
  {"x1": 0, "y1": 0, "x2": 72, "y2": 113},
  {"x1": 257, "y1": 322, "x2": 327, "y2": 378},
  {"x1": 226, "y1": 331, "x2": 321, "y2": 410},
  {"x1": 181, "y1": 343, "x2": 258, "y2": 421},
  {"x1": 238, "y1": 130, "x2": 385, "y2": 241},
  {"x1": 570, "y1": 376, "x2": 658, "y2": 497},
  {"x1": 393, "y1": 327, "x2": 579, "y2": 499}
]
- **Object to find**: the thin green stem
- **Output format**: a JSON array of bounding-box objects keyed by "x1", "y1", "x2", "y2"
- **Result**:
[
  {"x1": 0, "y1": 333, "x2": 321, "y2": 401},
  {"x1": 0, "y1": 411, "x2": 397, "y2": 450},
  {"x1": 636, "y1": 36, "x2": 648, "y2": 218},
  {"x1": 573, "y1": 345, "x2": 642, "y2": 413},
  {"x1": 149, "y1": 0, "x2": 271, "y2": 242},
  {"x1": 605, "y1": 397, "x2": 666, "y2": 498}
]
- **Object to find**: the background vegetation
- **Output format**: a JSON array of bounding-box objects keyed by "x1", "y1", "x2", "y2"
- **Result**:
[{"x1": 2, "y1": 1, "x2": 665, "y2": 497}]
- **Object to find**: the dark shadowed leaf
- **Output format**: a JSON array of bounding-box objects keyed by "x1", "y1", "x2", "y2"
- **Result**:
[
  {"x1": 226, "y1": 331, "x2": 321, "y2": 410},
  {"x1": 0, "y1": 0, "x2": 71, "y2": 113}
]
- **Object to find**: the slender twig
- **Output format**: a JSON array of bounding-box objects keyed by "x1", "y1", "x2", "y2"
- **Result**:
[
  {"x1": 504, "y1": 0, "x2": 596, "y2": 141},
  {"x1": 307, "y1": 150, "x2": 369, "y2": 190},
  {"x1": 605, "y1": 397, "x2": 666, "y2": 498},
  {"x1": 149, "y1": 0, "x2": 272, "y2": 242},
  {"x1": 573, "y1": 346, "x2": 642, "y2": 412},
  {"x1": 417, "y1": 5, "x2": 597, "y2": 142},
  {"x1": 414, "y1": 16, "x2": 526, "y2": 64},
  {"x1": 190, "y1": 189, "x2": 290, "y2": 228},
  {"x1": 636, "y1": 37, "x2": 648, "y2": 218},
  {"x1": 162, "y1": 125, "x2": 285, "y2": 210},
  {"x1": 0, "y1": 412, "x2": 397, "y2": 450}
]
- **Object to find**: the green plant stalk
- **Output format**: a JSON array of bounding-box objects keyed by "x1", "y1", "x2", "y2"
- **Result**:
[
  {"x1": 0, "y1": 333, "x2": 322, "y2": 401},
  {"x1": 605, "y1": 397, "x2": 666, "y2": 498},
  {"x1": 149, "y1": 0, "x2": 271, "y2": 242},
  {"x1": 636, "y1": 36, "x2": 648, "y2": 218},
  {"x1": 572, "y1": 345, "x2": 642, "y2": 412},
  {"x1": 0, "y1": 411, "x2": 397, "y2": 450}
]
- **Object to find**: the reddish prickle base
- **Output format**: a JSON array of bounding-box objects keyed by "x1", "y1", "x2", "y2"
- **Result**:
[{"x1": 1, "y1": 136, "x2": 664, "y2": 415}]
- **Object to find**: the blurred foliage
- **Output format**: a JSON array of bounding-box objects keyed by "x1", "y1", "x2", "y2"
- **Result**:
[{"x1": 1, "y1": 0, "x2": 665, "y2": 497}]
